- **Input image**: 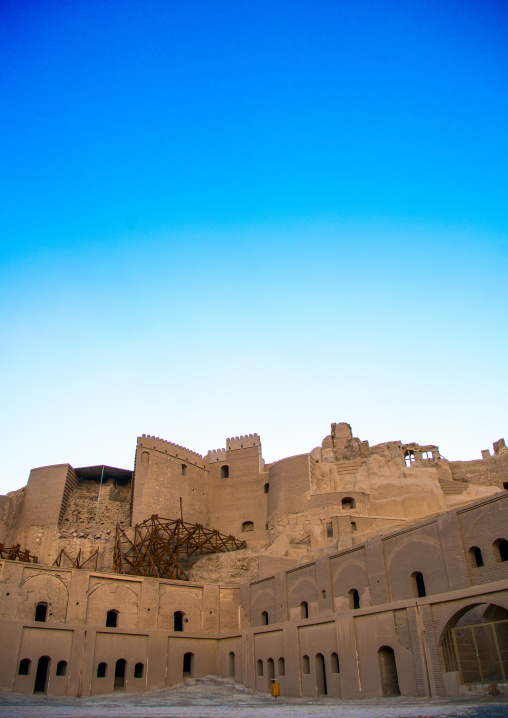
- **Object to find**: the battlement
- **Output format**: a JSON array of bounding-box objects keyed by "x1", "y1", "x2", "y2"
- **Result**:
[
  {"x1": 138, "y1": 435, "x2": 205, "y2": 467},
  {"x1": 494, "y1": 438, "x2": 507, "y2": 456},
  {"x1": 206, "y1": 448, "x2": 227, "y2": 462},
  {"x1": 226, "y1": 434, "x2": 261, "y2": 451}
]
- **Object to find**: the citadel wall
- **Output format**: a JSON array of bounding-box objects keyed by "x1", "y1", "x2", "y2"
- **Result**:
[
  {"x1": 208, "y1": 435, "x2": 268, "y2": 547},
  {"x1": 1, "y1": 421, "x2": 506, "y2": 573},
  {"x1": 0, "y1": 492, "x2": 507, "y2": 698},
  {"x1": 132, "y1": 435, "x2": 209, "y2": 526}
]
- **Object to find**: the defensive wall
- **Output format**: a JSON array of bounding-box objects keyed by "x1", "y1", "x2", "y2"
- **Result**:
[
  {"x1": 1, "y1": 492, "x2": 507, "y2": 698},
  {"x1": 3, "y1": 424, "x2": 507, "y2": 574},
  {"x1": 1, "y1": 422, "x2": 507, "y2": 698}
]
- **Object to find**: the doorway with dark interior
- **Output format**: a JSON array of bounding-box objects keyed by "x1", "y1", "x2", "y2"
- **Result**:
[{"x1": 33, "y1": 656, "x2": 50, "y2": 694}]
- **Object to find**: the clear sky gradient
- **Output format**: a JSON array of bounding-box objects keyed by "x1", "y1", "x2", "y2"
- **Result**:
[{"x1": 1, "y1": 0, "x2": 507, "y2": 494}]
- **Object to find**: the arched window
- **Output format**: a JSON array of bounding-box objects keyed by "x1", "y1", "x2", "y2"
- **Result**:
[
  {"x1": 351, "y1": 521, "x2": 357, "y2": 531},
  {"x1": 106, "y1": 610, "x2": 118, "y2": 628},
  {"x1": 56, "y1": 661, "x2": 68, "y2": 676},
  {"x1": 134, "y1": 662, "x2": 144, "y2": 678},
  {"x1": 331, "y1": 652, "x2": 339, "y2": 673},
  {"x1": 342, "y1": 497, "x2": 356, "y2": 510},
  {"x1": 114, "y1": 659, "x2": 126, "y2": 691},
  {"x1": 264, "y1": 483, "x2": 269, "y2": 494},
  {"x1": 174, "y1": 611, "x2": 184, "y2": 632},
  {"x1": 181, "y1": 464, "x2": 187, "y2": 476},
  {"x1": 242, "y1": 521, "x2": 254, "y2": 532},
  {"x1": 302, "y1": 655, "x2": 310, "y2": 674},
  {"x1": 97, "y1": 662, "x2": 107, "y2": 678},
  {"x1": 261, "y1": 611, "x2": 269, "y2": 625},
  {"x1": 411, "y1": 571, "x2": 426, "y2": 598},
  {"x1": 349, "y1": 589, "x2": 360, "y2": 610},
  {"x1": 221, "y1": 465, "x2": 229, "y2": 478},
  {"x1": 141, "y1": 451, "x2": 149, "y2": 464},
  {"x1": 34, "y1": 602, "x2": 48, "y2": 622},
  {"x1": 18, "y1": 659, "x2": 31, "y2": 675},
  {"x1": 494, "y1": 539, "x2": 508, "y2": 562},
  {"x1": 468, "y1": 546, "x2": 484, "y2": 568},
  {"x1": 228, "y1": 651, "x2": 235, "y2": 678},
  {"x1": 278, "y1": 657, "x2": 285, "y2": 676},
  {"x1": 257, "y1": 659, "x2": 263, "y2": 676},
  {"x1": 183, "y1": 652, "x2": 193, "y2": 677},
  {"x1": 300, "y1": 601, "x2": 309, "y2": 619},
  {"x1": 404, "y1": 450, "x2": 415, "y2": 468}
]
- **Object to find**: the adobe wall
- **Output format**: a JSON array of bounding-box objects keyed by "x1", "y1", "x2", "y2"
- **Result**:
[
  {"x1": 449, "y1": 451, "x2": 508, "y2": 488},
  {"x1": 1, "y1": 493, "x2": 508, "y2": 699},
  {"x1": 0, "y1": 561, "x2": 241, "y2": 696},
  {"x1": 248, "y1": 493, "x2": 508, "y2": 627},
  {"x1": 207, "y1": 436, "x2": 268, "y2": 548},
  {"x1": 17, "y1": 465, "x2": 75, "y2": 531},
  {"x1": 0, "y1": 486, "x2": 25, "y2": 544},
  {"x1": 59, "y1": 477, "x2": 131, "y2": 538},
  {"x1": 0, "y1": 421, "x2": 506, "y2": 589},
  {"x1": 132, "y1": 435, "x2": 209, "y2": 526},
  {"x1": 242, "y1": 492, "x2": 508, "y2": 698}
]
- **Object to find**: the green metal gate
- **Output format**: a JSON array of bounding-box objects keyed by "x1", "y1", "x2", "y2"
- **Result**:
[{"x1": 442, "y1": 618, "x2": 508, "y2": 684}]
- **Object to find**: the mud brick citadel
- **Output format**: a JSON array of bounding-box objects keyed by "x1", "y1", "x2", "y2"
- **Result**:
[{"x1": 1, "y1": 422, "x2": 508, "y2": 698}]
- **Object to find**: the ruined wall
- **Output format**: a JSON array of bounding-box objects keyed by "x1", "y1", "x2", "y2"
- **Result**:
[
  {"x1": 1, "y1": 422, "x2": 506, "y2": 585},
  {"x1": 0, "y1": 486, "x2": 25, "y2": 544},
  {"x1": 449, "y1": 451, "x2": 508, "y2": 488},
  {"x1": 59, "y1": 478, "x2": 131, "y2": 539}
]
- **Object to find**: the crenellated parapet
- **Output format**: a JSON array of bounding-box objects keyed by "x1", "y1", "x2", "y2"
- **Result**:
[
  {"x1": 226, "y1": 434, "x2": 260, "y2": 451},
  {"x1": 137, "y1": 435, "x2": 205, "y2": 468},
  {"x1": 206, "y1": 448, "x2": 227, "y2": 462}
]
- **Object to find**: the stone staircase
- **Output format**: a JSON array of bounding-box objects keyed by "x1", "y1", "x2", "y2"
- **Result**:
[{"x1": 439, "y1": 479, "x2": 469, "y2": 495}]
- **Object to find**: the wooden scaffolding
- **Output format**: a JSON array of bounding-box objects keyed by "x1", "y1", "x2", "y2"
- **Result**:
[
  {"x1": 113, "y1": 514, "x2": 247, "y2": 581},
  {"x1": 0, "y1": 544, "x2": 38, "y2": 563},
  {"x1": 53, "y1": 548, "x2": 99, "y2": 570}
]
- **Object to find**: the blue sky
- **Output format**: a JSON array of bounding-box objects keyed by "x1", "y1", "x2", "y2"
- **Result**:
[{"x1": 1, "y1": 0, "x2": 507, "y2": 494}]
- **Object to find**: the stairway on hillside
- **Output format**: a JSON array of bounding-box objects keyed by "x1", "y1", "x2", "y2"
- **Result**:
[{"x1": 439, "y1": 479, "x2": 469, "y2": 495}]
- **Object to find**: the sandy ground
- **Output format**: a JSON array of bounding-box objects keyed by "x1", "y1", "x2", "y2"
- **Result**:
[{"x1": 1, "y1": 676, "x2": 508, "y2": 718}]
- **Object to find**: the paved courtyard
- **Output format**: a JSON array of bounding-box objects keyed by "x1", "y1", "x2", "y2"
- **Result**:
[{"x1": 1, "y1": 677, "x2": 508, "y2": 718}]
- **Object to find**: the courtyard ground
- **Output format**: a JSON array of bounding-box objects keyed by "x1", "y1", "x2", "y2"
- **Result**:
[{"x1": 1, "y1": 676, "x2": 508, "y2": 718}]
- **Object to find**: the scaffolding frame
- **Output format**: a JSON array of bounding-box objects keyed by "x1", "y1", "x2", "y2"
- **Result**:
[
  {"x1": 0, "y1": 543, "x2": 38, "y2": 563},
  {"x1": 52, "y1": 548, "x2": 99, "y2": 570},
  {"x1": 113, "y1": 514, "x2": 246, "y2": 581}
]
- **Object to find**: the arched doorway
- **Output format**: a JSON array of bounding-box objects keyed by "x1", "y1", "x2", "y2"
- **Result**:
[
  {"x1": 441, "y1": 603, "x2": 508, "y2": 684},
  {"x1": 183, "y1": 652, "x2": 194, "y2": 678},
  {"x1": 33, "y1": 656, "x2": 50, "y2": 694},
  {"x1": 228, "y1": 651, "x2": 235, "y2": 678},
  {"x1": 266, "y1": 657, "x2": 275, "y2": 687},
  {"x1": 114, "y1": 659, "x2": 126, "y2": 691},
  {"x1": 378, "y1": 646, "x2": 400, "y2": 696},
  {"x1": 315, "y1": 653, "x2": 327, "y2": 695}
]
